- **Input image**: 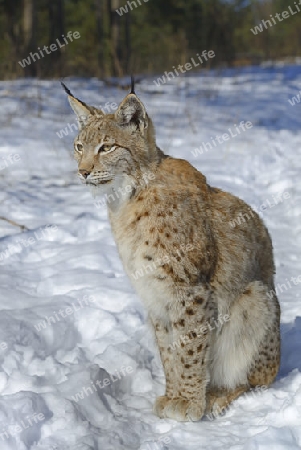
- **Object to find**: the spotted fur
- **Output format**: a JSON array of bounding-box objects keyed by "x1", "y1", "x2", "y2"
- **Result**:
[{"x1": 64, "y1": 87, "x2": 280, "y2": 422}]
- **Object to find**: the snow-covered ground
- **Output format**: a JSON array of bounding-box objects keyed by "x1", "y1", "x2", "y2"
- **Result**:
[{"x1": 0, "y1": 64, "x2": 301, "y2": 449}]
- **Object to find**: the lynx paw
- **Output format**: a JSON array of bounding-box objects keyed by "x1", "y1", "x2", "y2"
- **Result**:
[
  {"x1": 205, "y1": 385, "x2": 249, "y2": 418},
  {"x1": 154, "y1": 396, "x2": 205, "y2": 422}
]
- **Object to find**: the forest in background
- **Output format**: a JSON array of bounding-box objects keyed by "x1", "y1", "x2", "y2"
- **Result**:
[{"x1": 1, "y1": 0, "x2": 301, "y2": 80}]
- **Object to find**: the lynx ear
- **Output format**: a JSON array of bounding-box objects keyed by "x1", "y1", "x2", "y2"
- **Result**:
[
  {"x1": 61, "y1": 82, "x2": 103, "y2": 129},
  {"x1": 115, "y1": 93, "x2": 148, "y2": 132}
]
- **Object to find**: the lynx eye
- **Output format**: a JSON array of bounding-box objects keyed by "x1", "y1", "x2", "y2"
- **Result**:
[
  {"x1": 75, "y1": 142, "x2": 83, "y2": 153},
  {"x1": 100, "y1": 145, "x2": 111, "y2": 153},
  {"x1": 96, "y1": 144, "x2": 116, "y2": 155}
]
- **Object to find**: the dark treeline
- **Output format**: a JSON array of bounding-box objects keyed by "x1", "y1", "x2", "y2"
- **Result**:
[{"x1": 1, "y1": 0, "x2": 301, "y2": 80}]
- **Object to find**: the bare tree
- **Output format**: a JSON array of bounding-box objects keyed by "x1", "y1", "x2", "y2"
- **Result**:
[
  {"x1": 47, "y1": 0, "x2": 65, "y2": 76},
  {"x1": 23, "y1": 0, "x2": 37, "y2": 76},
  {"x1": 124, "y1": 7, "x2": 131, "y2": 74},
  {"x1": 108, "y1": 0, "x2": 123, "y2": 77},
  {"x1": 2, "y1": 0, "x2": 26, "y2": 77},
  {"x1": 95, "y1": 0, "x2": 104, "y2": 78}
]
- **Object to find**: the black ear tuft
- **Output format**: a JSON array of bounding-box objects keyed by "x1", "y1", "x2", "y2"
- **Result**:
[
  {"x1": 61, "y1": 81, "x2": 103, "y2": 129},
  {"x1": 130, "y1": 75, "x2": 135, "y2": 94},
  {"x1": 61, "y1": 81, "x2": 74, "y2": 98},
  {"x1": 60, "y1": 81, "x2": 94, "y2": 112}
]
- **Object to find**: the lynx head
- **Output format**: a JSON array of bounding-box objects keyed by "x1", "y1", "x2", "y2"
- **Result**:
[{"x1": 62, "y1": 81, "x2": 161, "y2": 194}]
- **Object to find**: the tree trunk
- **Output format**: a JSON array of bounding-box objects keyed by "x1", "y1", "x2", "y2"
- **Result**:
[
  {"x1": 47, "y1": 0, "x2": 65, "y2": 77},
  {"x1": 23, "y1": 0, "x2": 37, "y2": 76},
  {"x1": 95, "y1": 0, "x2": 104, "y2": 78},
  {"x1": 125, "y1": 8, "x2": 131, "y2": 74},
  {"x1": 109, "y1": 0, "x2": 123, "y2": 77}
]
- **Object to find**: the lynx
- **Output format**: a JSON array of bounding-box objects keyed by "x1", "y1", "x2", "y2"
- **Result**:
[{"x1": 62, "y1": 81, "x2": 280, "y2": 422}]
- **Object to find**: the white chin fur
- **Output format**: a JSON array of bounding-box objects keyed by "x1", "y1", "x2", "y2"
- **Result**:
[
  {"x1": 88, "y1": 183, "x2": 112, "y2": 198},
  {"x1": 87, "y1": 175, "x2": 134, "y2": 208}
]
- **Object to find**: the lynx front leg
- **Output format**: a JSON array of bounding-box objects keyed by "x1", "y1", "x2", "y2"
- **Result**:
[
  {"x1": 154, "y1": 287, "x2": 213, "y2": 422},
  {"x1": 151, "y1": 319, "x2": 179, "y2": 398}
]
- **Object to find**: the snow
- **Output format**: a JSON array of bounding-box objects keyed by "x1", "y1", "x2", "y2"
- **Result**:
[{"x1": 0, "y1": 64, "x2": 301, "y2": 449}]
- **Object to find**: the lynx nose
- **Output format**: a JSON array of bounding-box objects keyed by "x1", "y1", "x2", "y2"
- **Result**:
[{"x1": 79, "y1": 169, "x2": 91, "y2": 179}]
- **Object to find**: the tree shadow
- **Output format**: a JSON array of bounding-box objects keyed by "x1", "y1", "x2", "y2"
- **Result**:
[{"x1": 278, "y1": 316, "x2": 301, "y2": 379}]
